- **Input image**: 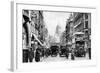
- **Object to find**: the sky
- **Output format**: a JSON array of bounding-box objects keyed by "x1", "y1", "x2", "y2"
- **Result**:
[{"x1": 43, "y1": 11, "x2": 71, "y2": 36}]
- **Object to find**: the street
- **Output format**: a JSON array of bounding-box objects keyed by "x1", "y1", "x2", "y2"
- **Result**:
[{"x1": 40, "y1": 53, "x2": 89, "y2": 62}]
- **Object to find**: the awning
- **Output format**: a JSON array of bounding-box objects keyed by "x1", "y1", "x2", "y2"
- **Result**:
[
  {"x1": 73, "y1": 32, "x2": 84, "y2": 35},
  {"x1": 32, "y1": 33, "x2": 49, "y2": 48},
  {"x1": 32, "y1": 34, "x2": 44, "y2": 46}
]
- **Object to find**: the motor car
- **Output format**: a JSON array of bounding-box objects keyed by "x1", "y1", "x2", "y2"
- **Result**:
[
  {"x1": 59, "y1": 46, "x2": 69, "y2": 58},
  {"x1": 50, "y1": 45, "x2": 59, "y2": 57}
]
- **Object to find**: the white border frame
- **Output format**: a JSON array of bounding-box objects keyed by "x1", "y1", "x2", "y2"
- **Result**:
[{"x1": 11, "y1": 1, "x2": 97, "y2": 72}]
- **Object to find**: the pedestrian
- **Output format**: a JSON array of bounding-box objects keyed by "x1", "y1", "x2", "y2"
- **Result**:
[
  {"x1": 88, "y1": 48, "x2": 91, "y2": 59},
  {"x1": 66, "y1": 48, "x2": 69, "y2": 59},
  {"x1": 23, "y1": 49, "x2": 29, "y2": 63},
  {"x1": 31, "y1": 35, "x2": 35, "y2": 60},
  {"x1": 35, "y1": 48, "x2": 40, "y2": 62},
  {"x1": 42, "y1": 47, "x2": 45, "y2": 58},
  {"x1": 71, "y1": 48, "x2": 75, "y2": 60},
  {"x1": 29, "y1": 48, "x2": 33, "y2": 62}
]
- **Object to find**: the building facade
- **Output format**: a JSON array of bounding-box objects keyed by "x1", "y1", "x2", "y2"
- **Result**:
[
  {"x1": 22, "y1": 10, "x2": 45, "y2": 50},
  {"x1": 73, "y1": 13, "x2": 91, "y2": 50},
  {"x1": 65, "y1": 14, "x2": 73, "y2": 48},
  {"x1": 66, "y1": 12, "x2": 91, "y2": 50}
]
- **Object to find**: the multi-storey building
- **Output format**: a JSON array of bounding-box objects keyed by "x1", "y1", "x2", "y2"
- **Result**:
[
  {"x1": 22, "y1": 10, "x2": 45, "y2": 49},
  {"x1": 65, "y1": 12, "x2": 91, "y2": 50},
  {"x1": 65, "y1": 14, "x2": 73, "y2": 47},
  {"x1": 72, "y1": 12, "x2": 91, "y2": 49}
]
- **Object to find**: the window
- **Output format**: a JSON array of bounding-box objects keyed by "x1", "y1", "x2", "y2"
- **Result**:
[
  {"x1": 85, "y1": 13, "x2": 88, "y2": 19},
  {"x1": 85, "y1": 21, "x2": 88, "y2": 29}
]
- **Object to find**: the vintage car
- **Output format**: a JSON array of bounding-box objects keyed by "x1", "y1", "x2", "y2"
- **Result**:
[
  {"x1": 50, "y1": 45, "x2": 59, "y2": 57},
  {"x1": 59, "y1": 46, "x2": 69, "y2": 58}
]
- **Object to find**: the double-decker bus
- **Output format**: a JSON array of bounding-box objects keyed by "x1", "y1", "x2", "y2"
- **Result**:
[{"x1": 73, "y1": 32, "x2": 86, "y2": 57}]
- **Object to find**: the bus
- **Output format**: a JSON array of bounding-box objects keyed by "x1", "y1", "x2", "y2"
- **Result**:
[{"x1": 73, "y1": 32, "x2": 86, "y2": 57}]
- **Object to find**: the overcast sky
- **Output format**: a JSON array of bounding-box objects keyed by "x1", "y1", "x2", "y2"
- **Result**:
[{"x1": 43, "y1": 11, "x2": 71, "y2": 36}]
